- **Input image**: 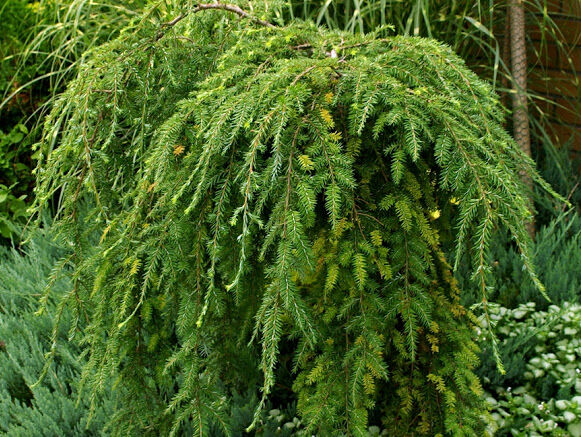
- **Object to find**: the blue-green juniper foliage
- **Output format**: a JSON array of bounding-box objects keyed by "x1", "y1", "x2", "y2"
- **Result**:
[
  {"x1": 0, "y1": 229, "x2": 115, "y2": 435},
  {"x1": 32, "y1": 2, "x2": 559, "y2": 435}
]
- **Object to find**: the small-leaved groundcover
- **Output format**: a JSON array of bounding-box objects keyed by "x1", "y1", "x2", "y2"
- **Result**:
[
  {"x1": 32, "y1": 2, "x2": 562, "y2": 435},
  {"x1": 481, "y1": 303, "x2": 581, "y2": 436}
]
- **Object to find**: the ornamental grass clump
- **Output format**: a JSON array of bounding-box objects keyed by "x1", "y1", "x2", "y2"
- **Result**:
[{"x1": 32, "y1": 2, "x2": 559, "y2": 435}]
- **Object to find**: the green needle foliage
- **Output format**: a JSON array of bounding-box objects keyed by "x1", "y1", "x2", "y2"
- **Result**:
[{"x1": 32, "y1": 3, "x2": 561, "y2": 435}]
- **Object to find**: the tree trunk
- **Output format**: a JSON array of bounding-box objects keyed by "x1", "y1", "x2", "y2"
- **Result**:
[{"x1": 509, "y1": 0, "x2": 535, "y2": 236}]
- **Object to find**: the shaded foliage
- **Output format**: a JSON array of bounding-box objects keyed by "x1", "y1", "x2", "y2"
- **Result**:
[
  {"x1": 0, "y1": 227, "x2": 115, "y2": 435},
  {"x1": 460, "y1": 211, "x2": 581, "y2": 310}
]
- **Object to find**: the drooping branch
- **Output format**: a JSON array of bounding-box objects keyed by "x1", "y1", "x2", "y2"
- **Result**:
[
  {"x1": 155, "y1": 2, "x2": 275, "y2": 41},
  {"x1": 192, "y1": 3, "x2": 275, "y2": 28}
]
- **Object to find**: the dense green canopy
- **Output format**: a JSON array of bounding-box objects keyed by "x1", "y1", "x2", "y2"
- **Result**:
[{"x1": 33, "y1": 3, "x2": 558, "y2": 435}]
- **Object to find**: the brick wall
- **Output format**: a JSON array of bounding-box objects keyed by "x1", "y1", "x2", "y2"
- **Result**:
[{"x1": 528, "y1": 0, "x2": 581, "y2": 153}]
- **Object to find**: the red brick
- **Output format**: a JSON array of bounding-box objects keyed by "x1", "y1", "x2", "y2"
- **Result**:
[
  {"x1": 545, "y1": 123, "x2": 581, "y2": 150},
  {"x1": 529, "y1": 41, "x2": 560, "y2": 68},
  {"x1": 528, "y1": 17, "x2": 581, "y2": 43},
  {"x1": 553, "y1": 96, "x2": 581, "y2": 124},
  {"x1": 529, "y1": 69, "x2": 580, "y2": 97},
  {"x1": 525, "y1": 0, "x2": 561, "y2": 15},
  {"x1": 531, "y1": 95, "x2": 556, "y2": 118},
  {"x1": 561, "y1": 1, "x2": 581, "y2": 17},
  {"x1": 545, "y1": 0, "x2": 562, "y2": 15},
  {"x1": 560, "y1": 45, "x2": 581, "y2": 70}
]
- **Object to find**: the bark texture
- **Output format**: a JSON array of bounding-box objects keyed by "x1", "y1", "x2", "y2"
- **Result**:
[{"x1": 510, "y1": 0, "x2": 535, "y2": 236}]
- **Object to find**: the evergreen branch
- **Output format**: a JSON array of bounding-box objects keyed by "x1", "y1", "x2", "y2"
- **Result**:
[
  {"x1": 191, "y1": 3, "x2": 275, "y2": 29},
  {"x1": 155, "y1": 2, "x2": 275, "y2": 42}
]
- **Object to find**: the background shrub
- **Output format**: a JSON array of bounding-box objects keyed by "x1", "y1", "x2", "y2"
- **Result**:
[
  {"x1": 0, "y1": 227, "x2": 115, "y2": 435},
  {"x1": 459, "y1": 212, "x2": 581, "y2": 310}
]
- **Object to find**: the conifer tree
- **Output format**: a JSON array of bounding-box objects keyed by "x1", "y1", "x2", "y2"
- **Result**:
[{"x1": 32, "y1": 2, "x2": 561, "y2": 435}]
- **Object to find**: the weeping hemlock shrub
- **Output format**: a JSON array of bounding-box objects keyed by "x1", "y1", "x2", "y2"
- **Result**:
[{"x1": 32, "y1": 3, "x2": 560, "y2": 435}]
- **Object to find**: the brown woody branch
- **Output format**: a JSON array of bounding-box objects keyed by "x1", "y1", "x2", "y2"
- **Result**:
[{"x1": 155, "y1": 2, "x2": 275, "y2": 41}]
